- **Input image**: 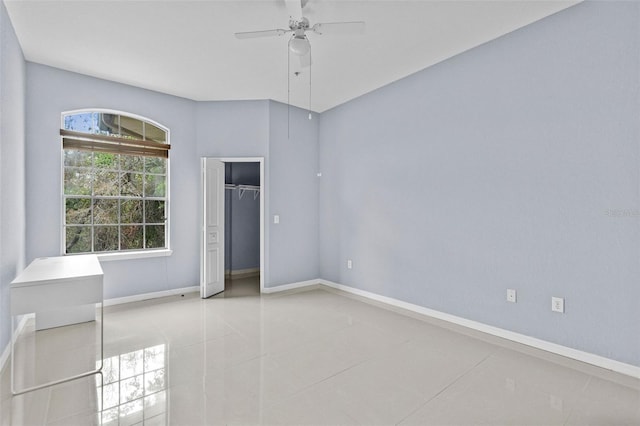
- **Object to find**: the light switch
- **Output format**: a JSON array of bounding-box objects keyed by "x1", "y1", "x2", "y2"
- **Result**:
[{"x1": 274, "y1": 215, "x2": 280, "y2": 224}]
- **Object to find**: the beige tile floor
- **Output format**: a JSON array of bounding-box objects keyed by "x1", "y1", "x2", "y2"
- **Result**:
[{"x1": 1, "y1": 276, "x2": 639, "y2": 425}]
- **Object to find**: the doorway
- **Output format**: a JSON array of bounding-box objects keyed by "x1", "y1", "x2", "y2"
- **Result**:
[
  {"x1": 201, "y1": 157, "x2": 265, "y2": 298},
  {"x1": 224, "y1": 161, "x2": 261, "y2": 295}
]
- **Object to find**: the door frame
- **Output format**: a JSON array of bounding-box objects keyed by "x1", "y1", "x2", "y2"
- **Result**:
[{"x1": 203, "y1": 157, "x2": 265, "y2": 293}]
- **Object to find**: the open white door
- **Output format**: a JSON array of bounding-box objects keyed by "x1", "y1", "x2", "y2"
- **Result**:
[{"x1": 201, "y1": 158, "x2": 225, "y2": 298}]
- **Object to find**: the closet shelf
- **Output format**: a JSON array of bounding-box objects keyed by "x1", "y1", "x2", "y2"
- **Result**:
[{"x1": 225, "y1": 184, "x2": 260, "y2": 200}]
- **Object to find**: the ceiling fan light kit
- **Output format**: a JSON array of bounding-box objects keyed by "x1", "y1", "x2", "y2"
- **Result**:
[{"x1": 289, "y1": 35, "x2": 310, "y2": 56}]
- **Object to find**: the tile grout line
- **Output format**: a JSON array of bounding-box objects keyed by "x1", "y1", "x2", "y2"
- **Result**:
[
  {"x1": 261, "y1": 340, "x2": 414, "y2": 411},
  {"x1": 270, "y1": 361, "x2": 367, "y2": 405},
  {"x1": 395, "y1": 351, "x2": 495, "y2": 425},
  {"x1": 562, "y1": 374, "x2": 593, "y2": 426}
]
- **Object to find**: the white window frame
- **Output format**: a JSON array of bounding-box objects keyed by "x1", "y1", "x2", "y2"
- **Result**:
[{"x1": 60, "y1": 108, "x2": 172, "y2": 261}]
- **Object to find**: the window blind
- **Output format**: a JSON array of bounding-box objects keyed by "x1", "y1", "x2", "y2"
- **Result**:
[{"x1": 60, "y1": 129, "x2": 170, "y2": 158}]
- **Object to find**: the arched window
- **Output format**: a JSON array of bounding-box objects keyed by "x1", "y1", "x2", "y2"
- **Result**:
[{"x1": 61, "y1": 110, "x2": 169, "y2": 254}]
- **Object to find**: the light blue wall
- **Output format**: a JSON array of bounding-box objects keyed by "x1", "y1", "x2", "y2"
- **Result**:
[
  {"x1": 23, "y1": 71, "x2": 319, "y2": 299},
  {"x1": 196, "y1": 100, "x2": 273, "y2": 282},
  {"x1": 195, "y1": 100, "x2": 319, "y2": 287},
  {"x1": 319, "y1": 1, "x2": 640, "y2": 366},
  {"x1": 0, "y1": 1, "x2": 26, "y2": 357},
  {"x1": 195, "y1": 100, "x2": 269, "y2": 158},
  {"x1": 268, "y1": 101, "x2": 319, "y2": 285},
  {"x1": 25, "y1": 64, "x2": 199, "y2": 299}
]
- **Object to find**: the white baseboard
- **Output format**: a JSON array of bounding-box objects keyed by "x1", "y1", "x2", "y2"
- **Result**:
[
  {"x1": 318, "y1": 279, "x2": 640, "y2": 379},
  {"x1": 103, "y1": 286, "x2": 199, "y2": 307},
  {"x1": 262, "y1": 279, "x2": 319, "y2": 294},
  {"x1": 5, "y1": 278, "x2": 638, "y2": 380}
]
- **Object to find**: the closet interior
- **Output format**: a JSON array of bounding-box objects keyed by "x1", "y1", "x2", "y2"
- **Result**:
[{"x1": 224, "y1": 162, "x2": 260, "y2": 293}]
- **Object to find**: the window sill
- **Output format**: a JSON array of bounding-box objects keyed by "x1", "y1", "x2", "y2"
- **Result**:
[{"x1": 96, "y1": 249, "x2": 173, "y2": 262}]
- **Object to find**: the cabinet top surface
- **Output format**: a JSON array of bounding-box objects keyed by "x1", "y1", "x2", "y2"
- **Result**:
[{"x1": 11, "y1": 255, "x2": 103, "y2": 287}]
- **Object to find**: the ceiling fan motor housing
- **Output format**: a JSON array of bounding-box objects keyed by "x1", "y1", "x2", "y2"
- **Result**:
[{"x1": 289, "y1": 17, "x2": 310, "y2": 31}]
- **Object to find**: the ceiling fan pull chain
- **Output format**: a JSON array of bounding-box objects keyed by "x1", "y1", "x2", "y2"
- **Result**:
[
  {"x1": 308, "y1": 47, "x2": 312, "y2": 120},
  {"x1": 287, "y1": 38, "x2": 291, "y2": 139}
]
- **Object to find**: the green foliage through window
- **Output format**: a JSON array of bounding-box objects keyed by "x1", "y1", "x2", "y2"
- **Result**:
[{"x1": 62, "y1": 111, "x2": 168, "y2": 254}]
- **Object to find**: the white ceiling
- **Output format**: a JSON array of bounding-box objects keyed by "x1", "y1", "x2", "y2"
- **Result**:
[{"x1": 4, "y1": 0, "x2": 579, "y2": 113}]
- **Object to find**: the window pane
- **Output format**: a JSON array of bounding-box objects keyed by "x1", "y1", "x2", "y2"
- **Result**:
[
  {"x1": 94, "y1": 170, "x2": 120, "y2": 196},
  {"x1": 66, "y1": 226, "x2": 91, "y2": 253},
  {"x1": 144, "y1": 200, "x2": 164, "y2": 224},
  {"x1": 145, "y1": 225, "x2": 165, "y2": 249},
  {"x1": 93, "y1": 199, "x2": 118, "y2": 224},
  {"x1": 121, "y1": 200, "x2": 143, "y2": 224},
  {"x1": 64, "y1": 112, "x2": 97, "y2": 133},
  {"x1": 64, "y1": 167, "x2": 92, "y2": 195},
  {"x1": 121, "y1": 225, "x2": 143, "y2": 250},
  {"x1": 121, "y1": 172, "x2": 143, "y2": 197},
  {"x1": 144, "y1": 122, "x2": 166, "y2": 144},
  {"x1": 66, "y1": 198, "x2": 91, "y2": 224},
  {"x1": 94, "y1": 152, "x2": 119, "y2": 170},
  {"x1": 145, "y1": 157, "x2": 166, "y2": 174},
  {"x1": 94, "y1": 226, "x2": 118, "y2": 252},
  {"x1": 96, "y1": 113, "x2": 119, "y2": 136},
  {"x1": 122, "y1": 155, "x2": 143, "y2": 172},
  {"x1": 119, "y1": 116, "x2": 144, "y2": 140},
  {"x1": 64, "y1": 150, "x2": 92, "y2": 167},
  {"x1": 144, "y1": 175, "x2": 166, "y2": 198}
]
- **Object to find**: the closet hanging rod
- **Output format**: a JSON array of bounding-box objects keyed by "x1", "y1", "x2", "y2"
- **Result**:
[
  {"x1": 225, "y1": 184, "x2": 260, "y2": 200},
  {"x1": 237, "y1": 184, "x2": 260, "y2": 191},
  {"x1": 238, "y1": 184, "x2": 260, "y2": 200},
  {"x1": 225, "y1": 184, "x2": 260, "y2": 190}
]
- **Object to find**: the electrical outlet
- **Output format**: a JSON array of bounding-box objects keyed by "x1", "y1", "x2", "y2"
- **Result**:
[
  {"x1": 347, "y1": 259, "x2": 353, "y2": 269},
  {"x1": 506, "y1": 289, "x2": 517, "y2": 303},
  {"x1": 551, "y1": 297, "x2": 564, "y2": 313}
]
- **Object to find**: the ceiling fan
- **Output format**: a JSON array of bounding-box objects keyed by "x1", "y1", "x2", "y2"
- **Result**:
[
  {"x1": 234, "y1": 0, "x2": 363, "y2": 132},
  {"x1": 234, "y1": 0, "x2": 365, "y2": 66}
]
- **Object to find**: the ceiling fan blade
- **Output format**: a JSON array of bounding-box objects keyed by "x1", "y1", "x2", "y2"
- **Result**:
[
  {"x1": 299, "y1": 53, "x2": 311, "y2": 68},
  {"x1": 284, "y1": 0, "x2": 302, "y2": 20},
  {"x1": 235, "y1": 29, "x2": 289, "y2": 39},
  {"x1": 311, "y1": 21, "x2": 365, "y2": 36}
]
